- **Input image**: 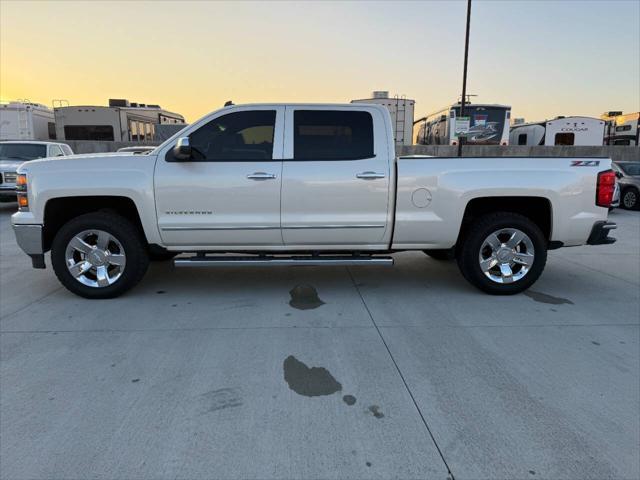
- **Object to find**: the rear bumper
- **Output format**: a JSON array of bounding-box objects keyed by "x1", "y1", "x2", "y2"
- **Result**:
[
  {"x1": 12, "y1": 224, "x2": 46, "y2": 268},
  {"x1": 587, "y1": 221, "x2": 617, "y2": 245}
]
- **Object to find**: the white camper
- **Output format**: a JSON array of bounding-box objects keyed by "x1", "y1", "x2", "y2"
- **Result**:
[
  {"x1": 351, "y1": 92, "x2": 414, "y2": 146},
  {"x1": 0, "y1": 101, "x2": 56, "y2": 141},
  {"x1": 54, "y1": 99, "x2": 185, "y2": 142},
  {"x1": 602, "y1": 111, "x2": 640, "y2": 146},
  {"x1": 510, "y1": 116, "x2": 605, "y2": 146},
  {"x1": 414, "y1": 103, "x2": 511, "y2": 146}
]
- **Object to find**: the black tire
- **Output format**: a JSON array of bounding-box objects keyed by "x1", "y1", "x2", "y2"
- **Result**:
[
  {"x1": 51, "y1": 212, "x2": 149, "y2": 299},
  {"x1": 423, "y1": 249, "x2": 455, "y2": 261},
  {"x1": 621, "y1": 187, "x2": 639, "y2": 210},
  {"x1": 456, "y1": 212, "x2": 547, "y2": 295}
]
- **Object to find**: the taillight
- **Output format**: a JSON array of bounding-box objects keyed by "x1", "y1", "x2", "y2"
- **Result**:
[{"x1": 596, "y1": 170, "x2": 616, "y2": 208}]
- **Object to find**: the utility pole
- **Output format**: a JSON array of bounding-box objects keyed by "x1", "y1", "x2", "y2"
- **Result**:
[{"x1": 458, "y1": 0, "x2": 472, "y2": 157}]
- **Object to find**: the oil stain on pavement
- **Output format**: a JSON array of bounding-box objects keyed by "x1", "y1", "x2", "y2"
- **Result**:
[
  {"x1": 524, "y1": 290, "x2": 574, "y2": 305},
  {"x1": 199, "y1": 388, "x2": 243, "y2": 414},
  {"x1": 283, "y1": 355, "x2": 342, "y2": 396},
  {"x1": 367, "y1": 405, "x2": 384, "y2": 418},
  {"x1": 289, "y1": 285, "x2": 325, "y2": 310},
  {"x1": 343, "y1": 394, "x2": 357, "y2": 406}
]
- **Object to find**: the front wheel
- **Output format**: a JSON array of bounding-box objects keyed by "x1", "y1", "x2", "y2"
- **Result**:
[
  {"x1": 456, "y1": 212, "x2": 547, "y2": 295},
  {"x1": 51, "y1": 212, "x2": 149, "y2": 299}
]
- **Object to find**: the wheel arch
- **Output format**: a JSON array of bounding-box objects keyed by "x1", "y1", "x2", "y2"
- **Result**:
[
  {"x1": 43, "y1": 196, "x2": 148, "y2": 252},
  {"x1": 457, "y1": 196, "x2": 553, "y2": 246}
]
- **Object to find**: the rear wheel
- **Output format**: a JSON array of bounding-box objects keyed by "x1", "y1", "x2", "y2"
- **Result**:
[
  {"x1": 622, "y1": 187, "x2": 639, "y2": 210},
  {"x1": 456, "y1": 212, "x2": 547, "y2": 295},
  {"x1": 51, "y1": 212, "x2": 149, "y2": 299}
]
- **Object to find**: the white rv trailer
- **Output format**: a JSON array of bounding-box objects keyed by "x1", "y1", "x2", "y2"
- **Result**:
[
  {"x1": 510, "y1": 116, "x2": 605, "y2": 146},
  {"x1": 54, "y1": 99, "x2": 185, "y2": 142},
  {"x1": 414, "y1": 103, "x2": 511, "y2": 146},
  {"x1": 602, "y1": 111, "x2": 640, "y2": 146},
  {"x1": 351, "y1": 92, "x2": 415, "y2": 146},
  {"x1": 0, "y1": 101, "x2": 56, "y2": 141}
]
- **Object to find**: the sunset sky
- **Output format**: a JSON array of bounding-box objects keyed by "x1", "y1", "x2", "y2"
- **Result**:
[{"x1": 1, "y1": 0, "x2": 639, "y2": 123}]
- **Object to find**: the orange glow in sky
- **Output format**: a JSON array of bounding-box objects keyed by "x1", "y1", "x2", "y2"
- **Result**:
[{"x1": 2, "y1": 1, "x2": 638, "y2": 123}]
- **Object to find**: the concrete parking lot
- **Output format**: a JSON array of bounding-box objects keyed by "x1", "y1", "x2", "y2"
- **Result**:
[{"x1": 1, "y1": 203, "x2": 638, "y2": 480}]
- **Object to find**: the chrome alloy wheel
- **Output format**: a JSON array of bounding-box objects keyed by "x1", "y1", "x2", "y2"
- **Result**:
[
  {"x1": 65, "y1": 229, "x2": 126, "y2": 288},
  {"x1": 623, "y1": 190, "x2": 637, "y2": 209},
  {"x1": 478, "y1": 228, "x2": 535, "y2": 284}
]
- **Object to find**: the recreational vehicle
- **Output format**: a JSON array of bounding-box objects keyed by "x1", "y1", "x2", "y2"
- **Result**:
[
  {"x1": 510, "y1": 117, "x2": 605, "y2": 146},
  {"x1": 54, "y1": 99, "x2": 185, "y2": 142},
  {"x1": 351, "y1": 92, "x2": 415, "y2": 146},
  {"x1": 414, "y1": 103, "x2": 511, "y2": 146},
  {"x1": 603, "y1": 112, "x2": 640, "y2": 146},
  {"x1": 0, "y1": 101, "x2": 56, "y2": 141}
]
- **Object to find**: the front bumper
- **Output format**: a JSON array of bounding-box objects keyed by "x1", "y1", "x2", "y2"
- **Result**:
[
  {"x1": 587, "y1": 221, "x2": 617, "y2": 245},
  {"x1": 12, "y1": 224, "x2": 46, "y2": 268}
]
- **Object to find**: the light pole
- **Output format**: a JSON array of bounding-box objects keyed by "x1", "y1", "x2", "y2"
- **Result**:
[{"x1": 458, "y1": 0, "x2": 472, "y2": 157}]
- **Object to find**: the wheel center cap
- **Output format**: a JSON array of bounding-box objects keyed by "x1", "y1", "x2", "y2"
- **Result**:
[
  {"x1": 88, "y1": 249, "x2": 106, "y2": 266},
  {"x1": 496, "y1": 248, "x2": 513, "y2": 263}
]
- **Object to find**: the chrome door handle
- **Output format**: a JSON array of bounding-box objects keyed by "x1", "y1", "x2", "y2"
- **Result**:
[
  {"x1": 247, "y1": 172, "x2": 277, "y2": 180},
  {"x1": 356, "y1": 171, "x2": 386, "y2": 180}
]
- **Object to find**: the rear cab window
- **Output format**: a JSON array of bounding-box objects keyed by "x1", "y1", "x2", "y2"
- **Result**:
[{"x1": 293, "y1": 110, "x2": 374, "y2": 160}]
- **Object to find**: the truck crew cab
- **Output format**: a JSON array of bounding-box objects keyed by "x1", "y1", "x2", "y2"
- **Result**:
[{"x1": 11, "y1": 103, "x2": 617, "y2": 298}]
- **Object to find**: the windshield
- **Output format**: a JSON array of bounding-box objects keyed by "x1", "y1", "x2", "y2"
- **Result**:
[
  {"x1": 452, "y1": 106, "x2": 509, "y2": 145},
  {"x1": 619, "y1": 163, "x2": 640, "y2": 176},
  {"x1": 0, "y1": 144, "x2": 47, "y2": 161}
]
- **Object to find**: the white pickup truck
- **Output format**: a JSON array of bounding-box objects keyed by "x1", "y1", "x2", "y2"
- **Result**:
[{"x1": 11, "y1": 103, "x2": 617, "y2": 299}]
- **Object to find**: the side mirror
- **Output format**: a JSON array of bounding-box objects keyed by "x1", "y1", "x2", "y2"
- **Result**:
[
  {"x1": 172, "y1": 137, "x2": 192, "y2": 161},
  {"x1": 615, "y1": 171, "x2": 623, "y2": 179}
]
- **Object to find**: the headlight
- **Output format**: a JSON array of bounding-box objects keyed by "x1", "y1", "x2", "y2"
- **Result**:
[{"x1": 3, "y1": 172, "x2": 17, "y2": 184}]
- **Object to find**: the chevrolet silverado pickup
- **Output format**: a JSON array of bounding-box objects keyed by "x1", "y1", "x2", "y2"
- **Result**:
[{"x1": 11, "y1": 103, "x2": 617, "y2": 299}]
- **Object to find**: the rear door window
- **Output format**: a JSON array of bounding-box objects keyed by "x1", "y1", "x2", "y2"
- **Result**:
[{"x1": 293, "y1": 110, "x2": 374, "y2": 160}]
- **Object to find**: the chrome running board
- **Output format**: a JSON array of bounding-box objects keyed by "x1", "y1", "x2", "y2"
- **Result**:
[{"x1": 174, "y1": 255, "x2": 394, "y2": 267}]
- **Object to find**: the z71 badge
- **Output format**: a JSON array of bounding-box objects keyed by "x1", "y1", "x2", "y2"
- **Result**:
[{"x1": 570, "y1": 160, "x2": 600, "y2": 167}]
